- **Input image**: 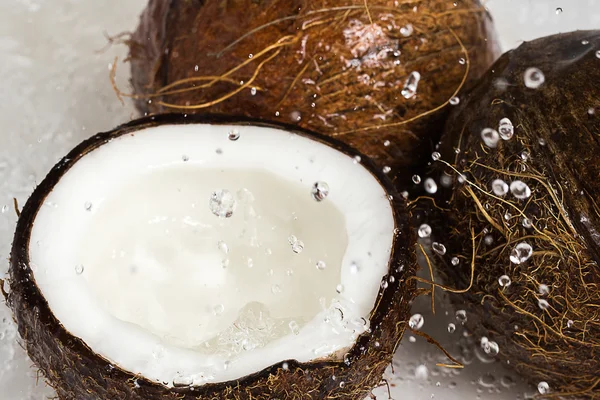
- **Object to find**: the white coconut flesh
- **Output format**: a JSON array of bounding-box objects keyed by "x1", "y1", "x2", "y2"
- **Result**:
[{"x1": 28, "y1": 123, "x2": 396, "y2": 387}]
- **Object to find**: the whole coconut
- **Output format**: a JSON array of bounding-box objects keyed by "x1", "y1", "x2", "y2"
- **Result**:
[
  {"x1": 127, "y1": 0, "x2": 498, "y2": 185},
  {"x1": 431, "y1": 31, "x2": 600, "y2": 398}
]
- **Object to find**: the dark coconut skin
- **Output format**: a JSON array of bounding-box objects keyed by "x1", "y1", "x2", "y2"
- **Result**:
[
  {"x1": 128, "y1": 0, "x2": 499, "y2": 187},
  {"x1": 430, "y1": 31, "x2": 600, "y2": 398},
  {"x1": 4, "y1": 114, "x2": 417, "y2": 400}
]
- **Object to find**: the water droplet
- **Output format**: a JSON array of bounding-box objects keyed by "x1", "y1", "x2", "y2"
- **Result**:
[
  {"x1": 498, "y1": 275, "x2": 511, "y2": 288},
  {"x1": 484, "y1": 234, "x2": 494, "y2": 245},
  {"x1": 336, "y1": 284, "x2": 345, "y2": 293},
  {"x1": 481, "y1": 128, "x2": 500, "y2": 148},
  {"x1": 209, "y1": 190, "x2": 236, "y2": 218},
  {"x1": 400, "y1": 23, "x2": 413, "y2": 37},
  {"x1": 522, "y1": 217, "x2": 533, "y2": 228},
  {"x1": 289, "y1": 320, "x2": 300, "y2": 335},
  {"x1": 412, "y1": 174, "x2": 421, "y2": 184},
  {"x1": 596, "y1": 50, "x2": 600, "y2": 59},
  {"x1": 316, "y1": 260, "x2": 326, "y2": 270},
  {"x1": 555, "y1": 7, "x2": 563, "y2": 14},
  {"x1": 84, "y1": 202, "x2": 92, "y2": 211},
  {"x1": 213, "y1": 304, "x2": 225, "y2": 316},
  {"x1": 311, "y1": 181, "x2": 330, "y2": 202},
  {"x1": 459, "y1": 57, "x2": 466, "y2": 65},
  {"x1": 288, "y1": 235, "x2": 305, "y2": 254},
  {"x1": 228, "y1": 130, "x2": 240, "y2": 141},
  {"x1": 182, "y1": 154, "x2": 189, "y2": 162},
  {"x1": 538, "y1": 299, "x2": 550, "y2": 310},
  {"x1": 418, "y1": 224, "x2": 432, "y2": 238},
  {"x1": 510, "y1": 180, "x2": 531, "y2": 199},
  {"x1": 401, "y1": 71, "x2": 421, "y2": 99},
  {"x1": 339, "y1": 381, "x2": 346, "y2": 388},
  {"x1": 510, "y1": 242, "x2": 533, "y2": 264},
  {"x1": 491, "y1": 179, "x2": 509, "y2": 196},
  {"x1": 349, "y1": 262, "x2": 359, "y2": 274},
  {"x1": 246, "y1": 257, "x2": 254, "y2": 268},
  {"x1": 456, "y1": 310, "x2": 467, "y2": 323},
  {"x1": 431, "y1": 152, "x2": 441, "y2": 161},
  {"x1": 409, "y1": 313, "x2": 425, "y2": 329},
  {"x1": 382, "y1": 166, "x2": 391, "y2": 174},
  {"x1": 432, "y1": 242, "x2": 446, "y2": 255},
  {"x1": 383, "y1": 140, "x2": 391, "y2": 147},
  {"x1": 221, "y1": 258, "x2": 230, "y2": 268},
  {"x1": 0, "y1": 205, "x2": 8, "y2": 213},
  {"x1": 282, "y1": 362, "x2": 289, "y2": 370},
  {"x1": 449, "y1": 96, "x2": 460, "y2": 105},
  {"x1": 538, "y1": 381, "x2": 550, "y2": 394},
  {"x1": 567, "y1": 320, "x2": 574, "y2": 328},
  {"x1": 451, "y1": 257, "x2": 460, "y2": 266},
  {"x1": 524, "y1": 67, "x2": 545, "y2": 89},
  {"x1": 539, "y1": 137, "x2": 547, "y2": 146},
  {"x1": 217, "y1": 241, "x2": 229, "y2": 254},
  {"x1": 271, "y1": 284, "x2": 282, "y2": 294},
  {"x1": 538, "y1": 284, "x2": 550, "y2": 295},
  {"x1": 424, "y1": 178, "x2": 438, "y2": 194},
  {"x1": 353, "y1": 155, "x2": 361, "y2": 164},
  {"x1": 75, "y1": 264, "x2": 84, "y2": 275},
  {"x1": 498, "y1": 118, "x2": 514, "y2": 140},
  {"x1": 250, "y1": 87, "x2": 257, "y2": 96},
  {"x1": 448, "y1": 323, "x2": 456, "y2": 333},
  {"x1": 415, "y1": 365, "x2": 429, "y2": 380}
]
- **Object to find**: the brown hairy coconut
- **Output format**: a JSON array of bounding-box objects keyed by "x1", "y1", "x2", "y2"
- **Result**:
[
  {"x1": 126, "y1": 0, "x2": 498, "y2": 186},
  {"x1": 4, "y1": 114, "x2": 416, "y2": 399},
  {"x1": 429, "y1": 31, "x2": 600, "y2": 398}
]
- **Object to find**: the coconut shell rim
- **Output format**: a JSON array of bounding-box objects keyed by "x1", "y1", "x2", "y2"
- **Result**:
[{"x1": 7, "y1": 112, "x2": 416, "y2": 395}]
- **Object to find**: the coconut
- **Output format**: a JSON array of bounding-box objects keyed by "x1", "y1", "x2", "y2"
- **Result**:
[
  {"x1": 429, "y1": 31, "x2": 600, "y2": 397},
  {"x1": 126, "y1": 0, "x2": 498, "y2": 186},
  {"x1": 3, "y1": 114, "x2": 416, "y2": 400}
]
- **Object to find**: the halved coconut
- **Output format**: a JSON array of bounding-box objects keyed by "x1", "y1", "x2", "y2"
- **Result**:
[{"x1": 6, "y1": 114, "x2": 416, "y2": 399}]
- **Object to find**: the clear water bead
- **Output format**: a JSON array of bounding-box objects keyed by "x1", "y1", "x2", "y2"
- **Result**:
[
  {"x1": 382, "y1": 166, "x2": 391, "y2": 174},
  {"x1": 418, "y1": 224, "x2": 432, "y2": 238},
  {"x1": 510, "y1": 242, "x2": 533, "y2": 264},
  {"x1": 539, "y1": 284, "x2": 550, "y2": 296},
  {"x1": 567, "y1": 320, "x2": 574, "y2": 328},
  {"x1": 228, "y1": 130, "x2": 240, "y2": 141},
  {"x1": 218, "y1": 240, "x2": 229, "y2": 254},
  {"x1": 353, "y1": 155, "x2": 361, "y2": 164},
  {"x1": 209, "y1": 190, "x2": 236, "y2": 218},
  {"x1": 84, "y1": 201, "x2": 92, "y2": 211},
  {"x1": 401, "y1": 71, "x2": 421, "y2": 99},
  {"x1": 0, "y1": 205, "x2": 8, "y2": 213},
  {"x1": 447, "y1": 323, "x2": 456, "y2": 333},
  {"x1": 213, "y1": 304, "x2": 225, "y2": 316},
  {"x1": 451, "y1": 257, "x2": 460, "y2": 266},
  {"x1": 596, "y1": 50, "x2": 600, "y2": 59},
  {"x1": 524, "y1": 67, "x2": 545, "y2": 89},
  {"x1": 483, "y1": 340, "x2": 499, "y2": 356},
  {"x1": 498, "y1": 118, "x2": 514, "y2": 140},
  {"x1": 498, "y1": 275, "x2": 511, "y2": 288},
  {"x1": 412, "y1": 174, "x2": 421, "y2": 184},
  {"x1": 510, "y1": 180, "x2": 531, "y2": 199},
  {"x1": 409, "y1": 313, "x2": 425, "y2": 330},
  {"x1": 424, "y1": 178, "x2": 438, "y2": 194},
  {"x1": 449, "y1": 96, "x2": 460, "y2": 105},
  {"x1": 455, "y1": 310, "x2": 467, "y2": 323},
  {"x1": 538, "y1": 381, "x2": 550, "y2": 394},
  {"x1": 311, "y1": 181, "x2": 330, "y2": 202},
  {"x1": 481, "y1": 128, "x2": 500, "y2": 148},
  {"x1": 432, "y1": 242, "x2": 447, "y2": 255},
  {"x1": 75, "y1": 264, "x2": 84, "y2": 275},
  {"x1": 400, "y1": 23, "x2": 413, "y2": 37},
  {"x1": 288, "y1": 235, "x2": 304, "y2": 254},
  {"x1": 383, "y1": 140, "x2": 391, "y2": 147},
  {"x1": 491, "y1": 179, "x2": 509, "y2": 196},
  {"x1": 316, "y1": 260, "x2": 326, "y2": 270},
  {"x1": 349, "y1": 262, "x2": 359, "y2": 274},
  {"x1": 336, "y1": 284, "x2": 345, "y2": 293},
  {"x1": 538, "y1": 299, "x2": 550, "y2": 310},
  {"x1": 431, "y1": 151, "x2": 441, "y2": 161}
]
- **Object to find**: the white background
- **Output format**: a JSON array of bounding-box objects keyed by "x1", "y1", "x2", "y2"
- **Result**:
[{"x1": 0, "y1": 0, "x2": 598, "y2": 399}]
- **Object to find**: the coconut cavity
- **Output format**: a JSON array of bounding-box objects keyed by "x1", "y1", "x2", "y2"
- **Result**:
[{"x1": 26, "y1": 121, "x2": 396, "y2": 387}]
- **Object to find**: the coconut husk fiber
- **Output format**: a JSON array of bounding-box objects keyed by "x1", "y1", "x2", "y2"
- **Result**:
[
  {"x1": 430, "y1": 30, "x2": 600, "y2": 398},
  {"x1": 126, "y1": 0, "x2": 498, "y2": 187}
]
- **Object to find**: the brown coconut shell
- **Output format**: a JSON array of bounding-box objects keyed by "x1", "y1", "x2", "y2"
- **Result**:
[
  {"x1": 4, "y1": 114, "x2": 417, "y2": 400},
  {"x1": 127, "y1": 0, "x2": 498, "y2": 187},
  {"x1": 430, "y1": 31, "x2": 600, "y2": 398}
]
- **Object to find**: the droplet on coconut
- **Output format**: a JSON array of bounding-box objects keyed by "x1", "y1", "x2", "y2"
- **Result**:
[{"x1": 510, "y1": 242, "x2": 533, "y2": 264}]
